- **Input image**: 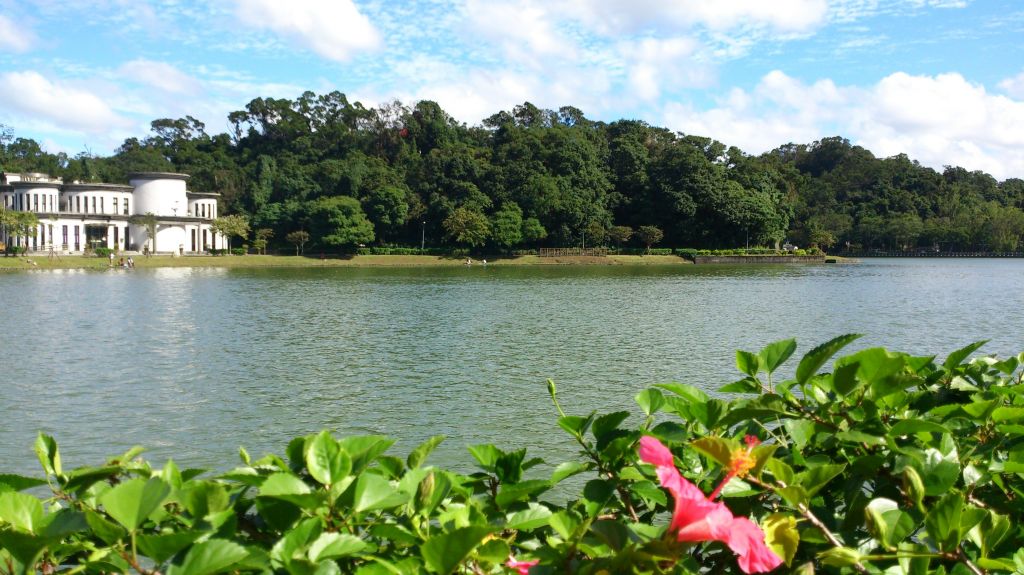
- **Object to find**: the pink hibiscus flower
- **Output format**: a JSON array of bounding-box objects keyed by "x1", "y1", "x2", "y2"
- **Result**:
[
  {"x1": 505, "y1": 556, "x2": 538, "y2": 574},
  {"x1": 638, "y1": 436, "x2": 783, "y2": 574}
]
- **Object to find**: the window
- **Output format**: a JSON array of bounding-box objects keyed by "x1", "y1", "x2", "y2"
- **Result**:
[
  {"x1": 91, "y1": 197, "x2": 96, "y2": 213},
  {"x1": 33, "y1": 194, "x2": 39, "y2": 211},
  {"x1": 124, "y1": 199, "x2": 129, "y2": 215},
  {"x1": 100, "y1": 197, "x2": 104, "y2": 214},
  {"x1": 62, "y1": 225, "x2": 68, "y2": 248},
  {"x1": 113, "y1": 198, "x2": 119, "y2": 214},
  {"x1": 76, "y1": 196, "x2": 81, "y2": 213}
]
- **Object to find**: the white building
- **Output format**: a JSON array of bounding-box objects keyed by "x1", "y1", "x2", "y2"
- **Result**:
[{"x1": 0, "y1": 172, "x2": 225, "y2": 254}]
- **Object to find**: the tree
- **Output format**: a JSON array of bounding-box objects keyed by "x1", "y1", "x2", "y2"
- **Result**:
[
  {"x1": 254, "y1": 228, "x2": 274, "y2": 255},
  {"x1": 307, "y1": 196, "x2": 374, "y2": 248},
  {"x1": 286, "y1": 230, "x2": 310, "y2": 256},
  {"x1": 443, "y1": 207, "x2": 490, "y2": 247},
  {"x1": 491, "y1": 203, "x2": 523, "y2": 249},
  {"x1": 608, "y1": 225, "x2": 633, "y2": 248},
  {"x1": 211, "y1": 214, "x2": 251, "y2": 252},
  {"x1": 521, "y1": 217, "x2": 547, "y2": 246},
  {"x1": 362, "y1": 185, "x2": 408, "y2": 243},
  {"x1": 1, "y1": 209, "x2": 38, "y2": 253},
  {"x1": 636, "y1": 225, "x2": 664, "y2": 253},
  {"x1": 128, "y1": 212, "x2": 158, "y2": 253}
]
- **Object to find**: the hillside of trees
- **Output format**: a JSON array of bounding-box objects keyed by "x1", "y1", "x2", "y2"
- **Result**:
[{"x1": 3, "y1": 93, "x2": 1023, "y2": 252}]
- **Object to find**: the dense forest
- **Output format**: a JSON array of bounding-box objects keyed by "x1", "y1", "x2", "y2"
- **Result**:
[{"x1": 3, "y1": 92, "x2": 1023, "y2": 252}]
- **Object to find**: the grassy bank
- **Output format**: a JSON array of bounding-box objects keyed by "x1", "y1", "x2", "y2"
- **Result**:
[{"x1": 0, "y1": 253, "x2": 691, "y2": 270}]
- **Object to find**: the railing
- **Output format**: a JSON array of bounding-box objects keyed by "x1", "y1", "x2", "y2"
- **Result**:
[{"x1": 538, "y1": 248, "x2": 609, "y2": 257}]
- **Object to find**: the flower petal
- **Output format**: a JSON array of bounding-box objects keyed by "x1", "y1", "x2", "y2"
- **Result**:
[
  {"x1": 726, "y1": 517, "x2": 784, "y2": 574},
  {"x1": 638, "y1": 436, "x2": 675, "y2": 467}
]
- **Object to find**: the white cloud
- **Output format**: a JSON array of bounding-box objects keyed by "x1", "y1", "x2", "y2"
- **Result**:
[
  {"x1": 998, "y1": 71, "x2": 1024, "y2": 99},
  {"x1": 231, "y1": 0, "x2": 381, "y2": 62},
  {"x1": 563, "y1": 0, "x2": 829, "y2": 34},
  {"x1": 664, "y1": 70, "x2": 1024, "y2": 179},
  {"x1": 118, "y1": 59, "x2": 203, "y2": 96},
  {"x1": 462, "y1": 0, "x2": 576, "y2": 65},
  {"x1": 618, "y1": 37, "x2": 708, "y2": 101},
  {"x1": 0, "y1": 71, "x2": 132, "y2": 134},
  {"x1": 0, "y1": 14, "x2": 35, "y2": 52}
]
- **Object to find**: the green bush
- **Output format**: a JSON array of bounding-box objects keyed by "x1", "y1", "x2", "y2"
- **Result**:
[
  {"x1": 646, "y1": 248, "x2": 674, "y2": 255},
  {"x1": 230, "y1": 247, "x2": 246, "y2": 256},
  {"x1": 94, "y1": 247, "x2": 113, "y2": 258},
  {"x1": 208, "y1": 248, "x2": 225, "y2": 256},
  {"x1": 4, "y1": 337, "x2": 1023, "y2": 574}
]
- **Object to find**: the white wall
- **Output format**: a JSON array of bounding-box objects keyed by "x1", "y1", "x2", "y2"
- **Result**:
[{"x1": 130, "y1": 176, "x2": 188, "y2": 216}]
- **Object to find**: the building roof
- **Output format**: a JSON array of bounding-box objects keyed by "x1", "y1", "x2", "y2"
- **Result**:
[{"x1": 127, "y1": 172, "x2": 191, "y2": 181}]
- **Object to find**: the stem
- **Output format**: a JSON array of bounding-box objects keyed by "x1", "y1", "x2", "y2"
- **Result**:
[
  {"x1": 748, "y1": 476, "x2": 869, "y2": 574},
  {"x1": 958, "y1": 548, "x2": 985, "y2": 575}
]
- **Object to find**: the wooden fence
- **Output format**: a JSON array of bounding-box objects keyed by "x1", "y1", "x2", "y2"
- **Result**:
[{"x1": 538, "y1": 248, "x2": 609, "y2": 257}]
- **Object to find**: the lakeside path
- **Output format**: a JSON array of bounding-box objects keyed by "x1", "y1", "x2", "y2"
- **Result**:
[{"x1": 0, "y1": 253, "x2": 691, "y2": 270}]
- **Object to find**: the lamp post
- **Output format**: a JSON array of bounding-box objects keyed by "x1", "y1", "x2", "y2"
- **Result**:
[{"x1": 421, "y1": 221, "x2": 426, "y2": 251}]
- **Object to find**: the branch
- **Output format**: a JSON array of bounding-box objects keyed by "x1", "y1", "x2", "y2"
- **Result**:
[{"x1": 748, "y1": 476, "x2": 869, "y2": 574}]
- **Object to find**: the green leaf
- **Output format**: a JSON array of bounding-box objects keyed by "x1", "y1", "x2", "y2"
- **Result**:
[
  {"x1": 505, "y1": 502, "x2": 552, "y2": 530},
  {"x1": 925, "y1": 492, "x2": 964, "y2": 552},
  {"x1": 777, "y1": 485, "x2": 808, "y2": 507},
  {"x1": 818, "y1": 547, "x2": 864, "y2": 568},
  {"x1": 0, "y1": 492, "x2": 44, "y2": 533},
  {"x1": 305, "y1": 431, "x2": 352, "y2": 487},
  {"x1": 719, "y1": 377, "x2": 762, "y2": 393},
  {"x1": 760, "y1": 338, "x2": 797, "y2": 375},
  {"x1": 550, "y1": 462, "x2": 588, "y2": 484},
  {"x1": 557, "y1": 414, "x2": 594, "y2": 439},
  {"x1": 260, "y1": 472, "x2": 311, "y2": 496},
  {"x1": 766, "y1": 458, "x2": 795, "y2": 486},
  {"x1": 655, "y1": 383, "x2": 709, "y2": 404},
  {"x1": 407, "y1": 435, "x2": 445, "y2": 469},
  {"x1": 836, "y1": 430, "x2": 886, "y2": 445},
  {"x1": 763, "y1": 513, "x2": 799, "y2": 566},
  {"x1": 85, "y1": 509, "x2": 127, "y2": 545},
  {"x1": 476, "y1": 539, "x2": 511, "y2": 565},
  {"x1": 421, "y1": 526, "x2": 493, "y2": 574},
  {"x1": 467, "y1": 444, "x2": 501, "y2": 470},
  {"x1": 137, "y1": 531, "x2": 203, "y2": 564},
  {"x1": 992, "y1": 407, "x2": 1024, "y2": 422},
  {"x1": 34, "y1": 433, "x2": 61, "y2": 476},
  {"x1": 943, "y1": 340, "x2": 988, "y2": 370},
  {"x1": 549, "y1": 511, "x2": 582, "y2": 539},
  {"x1": 634, "y1": 388, "x2": 665, "y2": 416},
  {"x1": 496, "y1": 479, "x2": 550, "y2": 508},
  {"x1": 736, "y1": 350, "x2": 761, "y2": 377},
  {"x1": 796, "y1": 334, "x2": 863, "y2": 384},
  {"x1": 353, "y1": 473, "x2": 409, "y2": 513},
  {"x1": 889, "y1": 420, "x2": 952, "y2": 437},
  {"x1": 591, "y1": 411, "x2": 630, "y2": 440},
  {"x1": 99, "y1": 477, "x2": 171, "y2": 531},
  {"x1": 168, "y1": 538, "x2": 248, "y2": 575},
  {"x1": 0, "y1": 475, "x2": 47, "y2": 493},
  {"x1": 690, "y1": 437, "x2": 734, "y2": 468},
  {"x1": 865, "y1": 498, "x2": 916, "y2": 550},
  {"x1": 796, "y1": 463, "x2": 846, "y2": 497},
  {"x1": 308, "y1": 532, "x2": 367, "y2": 562}
]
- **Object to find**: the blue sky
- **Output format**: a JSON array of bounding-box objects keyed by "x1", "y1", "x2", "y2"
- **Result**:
[{"x1": 1, "y1": 0, "x2": 1022, "y2": 178}]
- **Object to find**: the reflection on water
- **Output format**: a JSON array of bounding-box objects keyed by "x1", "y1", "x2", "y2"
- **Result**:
[{"x1": 2, "y1": 259, "x2": 1024, "y2": 475}]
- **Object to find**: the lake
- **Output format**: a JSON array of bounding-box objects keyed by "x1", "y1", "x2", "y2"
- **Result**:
[{"x1": 3, "y1": 258, "x2": 1023, "y2": 476}]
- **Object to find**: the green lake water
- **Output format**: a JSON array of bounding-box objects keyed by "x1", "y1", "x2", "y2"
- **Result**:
[{"x1": 3, "y1": 258, "x2": 1023, "y2": 475}]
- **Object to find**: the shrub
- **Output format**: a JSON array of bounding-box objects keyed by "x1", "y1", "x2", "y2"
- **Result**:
[
  {"x1": 230, "y1": 247, "x2": 246, "y2": 256},
  {"x1": 208, "y1": 248, "x2": 225, "y2": 256},
  {"x1": 4, "y1": 337, "x2": 1022, "y2": 574},
  {"x1": 646, "y1": 247, "x2": 674, "y2": 255},
  {"x1": 94, "y1": 247, "x2": 113, "y2": 258}
]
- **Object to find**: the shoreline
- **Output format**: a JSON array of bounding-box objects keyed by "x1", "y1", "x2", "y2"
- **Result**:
[{"x1": 0, "y1": 253, "x2": 694, "y2": 270}]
